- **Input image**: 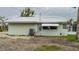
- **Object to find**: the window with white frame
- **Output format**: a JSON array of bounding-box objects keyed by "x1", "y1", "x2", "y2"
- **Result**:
[
  {"x1": 42, "y1": 24, "x2": 59, "y2": 30},
  {"x1": 50, "y1": 26, "x2": 57, "y2": 30},
  {"x1": 42, "y1": 26, "x2": 58, "y2": 30},
  {"x1": 42, "y1": 26, "x2": 49, "y2": 30}
]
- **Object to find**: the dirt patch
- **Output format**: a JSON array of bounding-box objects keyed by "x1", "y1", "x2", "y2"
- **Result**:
[{"x1": 0, "y1": 32, "x2": 78, "y2": 51}]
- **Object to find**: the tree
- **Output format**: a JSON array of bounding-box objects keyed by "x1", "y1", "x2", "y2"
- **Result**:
[
  {"x1": 0, "y1": 16, "x2": 6, "y2": 31},
  {"x1": 20, "y1": 8, "x2": 35, "y2": 17}
]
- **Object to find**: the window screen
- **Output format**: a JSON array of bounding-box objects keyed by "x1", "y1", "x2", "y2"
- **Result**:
[
  {"x1": 43, "y1": 26, "x2": 49, "y2": 30},
  {"x1": 50, "y1": 26, "x2": 57, "y2": 29}
]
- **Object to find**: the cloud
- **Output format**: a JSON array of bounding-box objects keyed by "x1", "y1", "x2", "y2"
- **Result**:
[{"x1": 0, "y1": 7, "x2": 76, "y2": 19}]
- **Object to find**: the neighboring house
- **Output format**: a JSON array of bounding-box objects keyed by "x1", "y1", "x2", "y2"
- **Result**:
[
  {"x1": 67, "y1": 19, "x2": 77, "y2": 32},
  {"x1": 6, "y1": 17, "x2": 68, "y2": 36},
  {"x1": 66, "y1": 19, "x2": 77, "y2": 35},
  {"x1": 72, "y1": 22, "x2": 77, "y2": 32}
]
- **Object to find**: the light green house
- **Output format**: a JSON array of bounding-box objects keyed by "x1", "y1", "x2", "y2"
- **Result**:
[{"x1": 6, "y1": 17, "x2": 68, "y2": 36}]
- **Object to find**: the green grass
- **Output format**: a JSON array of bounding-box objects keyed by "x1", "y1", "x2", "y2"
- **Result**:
[
  {"x1": 36, "y1": 35, "x2": 77, "y2": 42},
  {"x1": 34, "y1": 35, "x2": 77, "y2": 51},
  {"x1": 34, "y1": 45, "x2": 62, "y2": 51},
  {"x1": 64, "y1": 35, "x2": 77, "y2": 42}
]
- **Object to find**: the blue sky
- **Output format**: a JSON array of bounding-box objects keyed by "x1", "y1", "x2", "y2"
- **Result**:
[{"x1": 0, "y1": 7, "x2": 77, "y2": 19}]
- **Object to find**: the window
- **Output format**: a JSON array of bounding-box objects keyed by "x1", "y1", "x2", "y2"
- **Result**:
[
  {"x1": 50, "y1": 26, "x2": 57, "y2": 29},
  {"x1": 72, "y1": 24, "x2": 77, "y2": 31},
  {"x1": 63, "y1": 24, "x2": 67, "y2": 29},
  {"x1": 42, "y1": 26, "x2": 58, "y2": 30},
  {"x1": 42, "y1": 26, "x2": 49, "y2": 30}
]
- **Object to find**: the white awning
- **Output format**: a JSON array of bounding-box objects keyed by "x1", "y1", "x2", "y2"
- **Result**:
[{"x1": 42, "y1": 24, "x2": 59, "y2": 26}]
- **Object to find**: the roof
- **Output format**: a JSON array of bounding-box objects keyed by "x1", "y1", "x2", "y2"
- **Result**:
[
  {"x1": 6, "y1": 17, "x2": 68, "y2": 23},
  {"x1": 42, "y1": 24, "x2": 59, "y2": 26},
  {"x1": 6, "y1": 17, "x2": 40, "y2": 23}
]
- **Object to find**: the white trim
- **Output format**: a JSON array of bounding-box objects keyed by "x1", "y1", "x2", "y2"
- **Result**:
[{"x1": 42, "y1": 24, "x2": 59, "y2": 26}]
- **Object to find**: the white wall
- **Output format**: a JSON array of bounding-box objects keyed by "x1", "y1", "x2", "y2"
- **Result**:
[
  {"x1": 36, "y1": 24, "x2": 68, "y2": 36},
  {"x1": 8, "y1": 23, "x2": 68, "y2": 36},
  {"x1": 8, "y1": 23, "x2": 38, "y2": 35}
]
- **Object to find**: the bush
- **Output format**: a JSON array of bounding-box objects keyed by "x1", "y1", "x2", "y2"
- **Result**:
[{"x1": 0, "y1": 28, "x2": 2, "y2": 32}]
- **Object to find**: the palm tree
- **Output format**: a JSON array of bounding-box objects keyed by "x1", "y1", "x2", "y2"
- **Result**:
[{"x1": 20, "y1": 8, "x2": 35, "y2": 17}]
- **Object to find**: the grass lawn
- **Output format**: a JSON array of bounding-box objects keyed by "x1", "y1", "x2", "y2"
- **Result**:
[
  {"x1": 36, "y1": 35, "x2": 77, "y2": 42},
  {"x1": 34, "y1": 35, "x2": 78, "y2": 51},
  {"x1": 0, "y1": 32, "x2": 78, "y2": 51},
  {"x1": 63, "y1": 35, "x2": 77, "y2": 42},
  {"x1": 34, "y1": 45, "x2": 62, "y2": 51},
  {"x1": 34, "y1": 44, "x2": 78, "y2": 51}
]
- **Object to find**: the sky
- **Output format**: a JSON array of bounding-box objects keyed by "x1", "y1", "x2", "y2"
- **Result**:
[{"x1": 0, "y1": 7, "x2": 77, "y2": 19}]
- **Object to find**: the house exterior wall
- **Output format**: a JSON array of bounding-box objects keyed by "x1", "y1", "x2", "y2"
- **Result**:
[
  {"x1": 36, "y1": 24, "x2": 68, "y2": 36},
  {"x1": 8, "y1": 23, "x2": 68, "y2": 36},
  {"x1": 8, "y1": 23, "x2": 38, "y2": 35}
]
